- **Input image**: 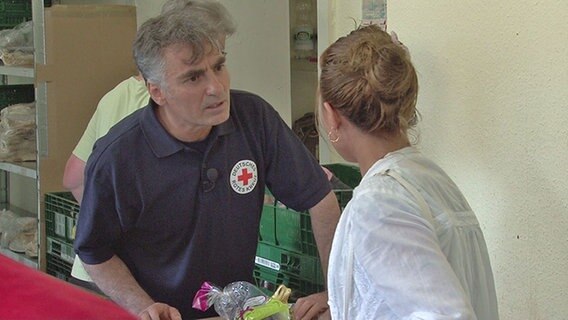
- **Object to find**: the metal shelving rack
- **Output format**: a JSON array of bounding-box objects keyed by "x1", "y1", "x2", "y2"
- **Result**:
[{"x1": 0, "y1": 0, "x2": 43, "y2": 269}]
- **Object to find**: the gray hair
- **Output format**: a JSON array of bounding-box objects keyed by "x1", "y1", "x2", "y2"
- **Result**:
[{"x1": 133, "y1": 0, "x2": 236, "y2": 87}]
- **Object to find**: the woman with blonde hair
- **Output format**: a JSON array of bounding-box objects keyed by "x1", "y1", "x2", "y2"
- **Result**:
[{"x1": 318, "y1": 25, "x2": 499, "y2": 319}]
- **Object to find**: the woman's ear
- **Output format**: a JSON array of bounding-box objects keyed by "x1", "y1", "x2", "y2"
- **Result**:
[{"x1": 322, "y1": 101, "x2": 342, "y2": 129}]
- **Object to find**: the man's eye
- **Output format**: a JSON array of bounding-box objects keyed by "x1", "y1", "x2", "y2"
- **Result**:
[
  {"x1": 214, "y1": 64, "x2": 225, "y2": 72},
  {"x1": 186, "y1": 75, "x2": 199, "y2": 83}
]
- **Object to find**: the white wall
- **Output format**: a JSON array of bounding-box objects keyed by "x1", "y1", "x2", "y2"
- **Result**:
[
  {"x1": 327, "y1": 1, "x2": 568, "y2": 319},
  {"x1": 220, "y1": 1, "x2": 292, "y2": 125},
  {"x1": 132, "y1": 0, "x2": 161, "y2": 26}
]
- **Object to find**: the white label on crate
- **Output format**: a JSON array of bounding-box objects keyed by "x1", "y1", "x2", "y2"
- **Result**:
[
  {"x1": 67, "y1": 216, "x2": 76, "y2": 240},
  {"x1": 62, "y1": 243, "x2": 75, "y2": 263},
  {"x1": 255, "y1": 256, "x2": 280, "y2": 271},
  {"x1": 49, "y1": 237, "x2": 76, "y2": 264},
  {"x1": 55, "y1": 213, "x2": 66, "y2": 237}
]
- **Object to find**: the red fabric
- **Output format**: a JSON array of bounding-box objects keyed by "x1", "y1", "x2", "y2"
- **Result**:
[{"x1": 0, "y1": 254, "x2": 137, "y2": 320}]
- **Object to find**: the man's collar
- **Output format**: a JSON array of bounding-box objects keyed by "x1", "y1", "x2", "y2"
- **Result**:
[{"x1": 140, "y1": 99, "x2": 235, "y2": 158}]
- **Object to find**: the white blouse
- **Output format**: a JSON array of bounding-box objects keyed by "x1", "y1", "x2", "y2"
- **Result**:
[{"x1": 327, "y1": 147, "x2": 499, "y2": 320}]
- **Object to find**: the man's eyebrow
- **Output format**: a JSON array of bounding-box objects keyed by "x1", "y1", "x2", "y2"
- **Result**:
[
  {"x1": 179, "y1": 54, "x2": 227, "y2": 80},
  {"x1": 214, "y1": 55, "x2": 227, "y2": 65},
  {"x1": 182, "y1": 68, "x2": 205, "y2": 80}
]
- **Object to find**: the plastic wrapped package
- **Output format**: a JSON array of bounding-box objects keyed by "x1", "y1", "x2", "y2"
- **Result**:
[
  {"x1": 193, "y1": 281, "x2": 291, "y2": 320},
  {"x1": 0, "y1": 102, "x2": 36, "y2": 161},
  {"x1": 23, "y1": 230, "x2": 38, "y2": 257},
  {"x1": 0, "y1": 209, "x2": 37, "y2": 252},
  {"x1": 0, "y1": 21, "x2": 34, "y2": 66},
  {"x1": 0, "y1": 102, "x2": 35, "y2": 126},
  {"x1": 1, "y1": 48, "x2": 34, "y2": 66},
  {"x1": 0, "y1": 209, "x2": 17, "y2": 248}
]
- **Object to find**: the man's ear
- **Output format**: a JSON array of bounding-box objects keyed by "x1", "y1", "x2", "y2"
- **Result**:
[{"x1": 148, "y1": 82, "x2": 166, "y2": 106}]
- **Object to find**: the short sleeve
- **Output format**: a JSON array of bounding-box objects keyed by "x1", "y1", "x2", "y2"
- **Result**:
[
  {"x1": 72, "y1": 108, "x2": 100, "y2": 162},
  {"x1": 262, "y1": 104, "x2": 331, "y2": 211}
]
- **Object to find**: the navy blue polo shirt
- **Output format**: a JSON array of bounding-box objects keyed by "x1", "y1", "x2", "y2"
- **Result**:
[{"x1": 74, "y1": 90, "x2": 331, "y2": 319}]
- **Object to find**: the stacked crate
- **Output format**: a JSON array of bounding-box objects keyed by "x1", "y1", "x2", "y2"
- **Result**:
[
  {"x1": 0, "y1": 0, "x2": 32, "y2": 31},
  {"x1": 0, "y1": 0, "x2": 52, "y2": 31},
  {"x1": 254, "y1": 163, "x2": 361, "y2": 300},
  {"x1": 0, "y1": 84, "x2": 34, "y2": 109},
  {"x1": 45, "y1": 192, "x2": 79, "y2": 282}
]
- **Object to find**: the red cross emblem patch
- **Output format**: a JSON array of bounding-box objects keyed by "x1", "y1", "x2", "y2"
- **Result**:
[{"x1": 230, "y1": 160, "x2": 258, "y2": 194}]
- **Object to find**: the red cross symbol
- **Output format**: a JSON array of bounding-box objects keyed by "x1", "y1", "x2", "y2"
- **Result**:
[{"x1": 238, "y1": 168, "x2": 253, "y2": 185}]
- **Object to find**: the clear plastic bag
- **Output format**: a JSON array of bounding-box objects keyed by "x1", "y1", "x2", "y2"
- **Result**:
[
  {"x1": 0, "y1": 209, "x2": 37, "y2": 250},
  {"x1": 0, "y1": 102, "x2": 36, "y2": 161},
  {"x1": 0, "y1": 21, "x2": 34, "y2": 66},
  {"x1": 193, "y1": 281, "x2": 290, "y2": 320}
]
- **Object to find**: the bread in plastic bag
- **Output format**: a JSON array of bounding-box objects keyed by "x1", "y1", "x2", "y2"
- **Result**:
[
  {"x1": 0, "y1": 21, "x2": 34, "y2": 66},
  {"x1": 0, "y1": 102, "x2": 36, "y2": 161},
  {"x1": 193, "y1": 281, "x2": 290, "y2": 320},
  {"x1": 0, "y1": 209, "x2": 37, "y2": 251}
]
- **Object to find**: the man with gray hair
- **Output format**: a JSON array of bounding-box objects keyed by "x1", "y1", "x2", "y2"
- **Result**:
[{"x1": 74, "y1": 1, "x2": 340, "y2": 319}]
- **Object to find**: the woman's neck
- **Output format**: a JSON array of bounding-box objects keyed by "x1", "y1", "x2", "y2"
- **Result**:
[{"x1": 355, "y1": 132, "x2": 410, "y2": 176}]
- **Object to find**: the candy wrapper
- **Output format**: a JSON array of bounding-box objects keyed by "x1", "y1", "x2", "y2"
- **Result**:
[{"x1": 192, "y1": 281, "x2": 291, "y2": 320}]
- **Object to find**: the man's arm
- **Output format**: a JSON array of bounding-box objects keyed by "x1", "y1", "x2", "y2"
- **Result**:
[
  {"x1": 62, "y1": 154, "x2": 86, "y2": 203},
  {"x1": 308, "y1": 190, "x2": 340, "y2": 277},
  {"x1": 83, "y1": 255, "x2": 181, "y2": 320},
  {"x1": 293, "y1": 191, "x2": 340, "y2": 320}
]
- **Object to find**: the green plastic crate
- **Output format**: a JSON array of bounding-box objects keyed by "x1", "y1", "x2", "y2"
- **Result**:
[
  {"x1": 323, "y1": 163, "x2": 362, "y2": 189},
  {"x1": 45, "y1": 192, "x2": 79, "y2": 243},
  {"x1": 260, "y1": 191, "x2": 318, "y2": 256},
  {"x1": 333, "y1": 186, "x2": 353, "y2": 210},
  {"x1": 46, "y1": 252, "x2": 73, "y2": 282},
  {"x1": 253, "y1": 266, "x2": 324, "y2": 301},
  {"x1": 255, "y1": 241, "x2": 324, "y2": 285},
  {"x1": 0, "y1": 0, "x2": 32, "y2": 30},
  {"x1": 259, "y1": 187, "x2": 352, "y2": 256},
  {"x1": 259, "y1": 195, "x2": 340, "y2": 257},
  {"x1": 47, "y1": 236, "x2": 75, "y2": 264},
  {"x1": 259, "y1": 200, "x2": 277, "y2": 245},
  {"x1": 0, "y1": 84, "x2": 34, "y2": 110}
]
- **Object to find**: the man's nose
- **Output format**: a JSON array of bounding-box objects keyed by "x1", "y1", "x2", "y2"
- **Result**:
[{"x1": 205, "y1": 74, "x2": 224, "y2": 96}]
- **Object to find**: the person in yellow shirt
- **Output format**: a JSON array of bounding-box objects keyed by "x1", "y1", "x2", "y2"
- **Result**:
[
  {"x1": 62, "y1": 0, "x2": 193, "y2": 291},
  {"x1": 62, "y1": 73, "x2": 149, "y2": 289}
]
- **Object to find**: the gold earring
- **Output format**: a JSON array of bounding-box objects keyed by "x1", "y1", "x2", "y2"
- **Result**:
[{"x1": 328, "y1": 129, "x2": 340, "y2": 143}]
